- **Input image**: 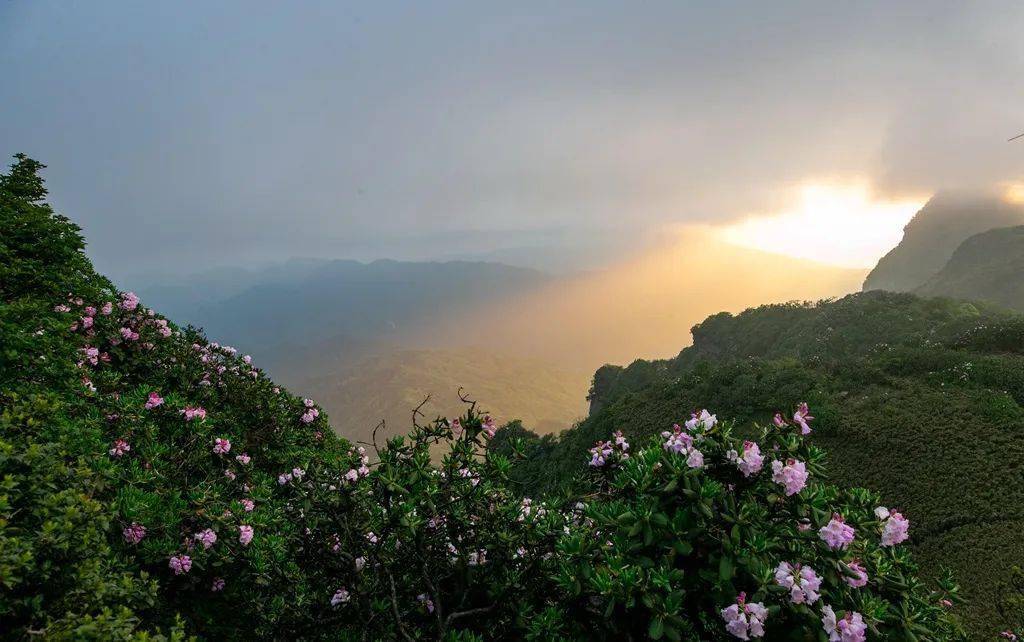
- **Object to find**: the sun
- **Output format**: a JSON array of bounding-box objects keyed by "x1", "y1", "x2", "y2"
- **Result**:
[{"x1": 716, "y1": 181, "x2": 928, "y2": 268}]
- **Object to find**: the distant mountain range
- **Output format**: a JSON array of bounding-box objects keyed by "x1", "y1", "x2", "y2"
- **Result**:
[{"x1": 130, "y1": 258, "x2": 550, "y2": 375}]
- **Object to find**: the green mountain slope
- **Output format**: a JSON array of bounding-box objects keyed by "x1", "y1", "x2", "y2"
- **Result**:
[
  {"x1": 500, "y1": 292, "x2": 1024, "y2": 637},
  {"x1": 862, "y1": 192, "x2": 1024, "y2": 292},
  {"x1": 0, "y1": 156, "x2": 364, "y2": 637},
  {"x1": 916, "y1": 225, "x2": 1024, "y2": 312}
]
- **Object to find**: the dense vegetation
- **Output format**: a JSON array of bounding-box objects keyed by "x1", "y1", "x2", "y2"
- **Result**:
[
  {"x1": 497, "y1": 293, "x2": 1024, "y2": 638},
  {"x1": 0, "y1": 155, "x2": 972, "y2": 639},
  {"x1": 916, "y1": 225, "x2": 1024, "y2": 312}
]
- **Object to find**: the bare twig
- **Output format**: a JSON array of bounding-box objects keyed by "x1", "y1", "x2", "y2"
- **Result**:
[
  {"x1": 386, "y1": 571, "x2": 416, "y2": 642},
  {"x1": 445, "y1": 604, "x2": 496, "y2": 627},
  {"x1": 1010, "y1": 132, "x2": 1024, "y2": 142}
]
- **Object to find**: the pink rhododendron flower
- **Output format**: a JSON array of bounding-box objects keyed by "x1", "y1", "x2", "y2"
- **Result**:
[
  {"x1": 589, "y1": 440, "x2": 612, "y2": 467},
  {"x1": 720, "y1": 592, "x2": 767, "y2": 639},
  {"x1": 482, "y1": 414, "x2": 498, "y2": 439},
  {"x1": 821, "y1": 605, "x2": 867, "y2": 642},
  {"x1": 211, "y1": 577, "x2": 225, "y2": 592},
  {"x1": 467, "y1": 549, "x2": 487, "y2": 565},
  {"x1": 181, "y1": 406, "x2": 207, "y2": 421},
  {"x1": 366, "y1": 532, "x2": 379, "y2": 544},
  {"x1": 344, "y1": 468, "x2": 359, "y2": 483},
  {"x1": 101, "y1": 301, "x2": 113, "y2": 315},
  {"x1": 109, "y1": 439, "x2": 130, "y2": 457},
  {"x1": 662, "y1": 424, "x2": 704, "y2": 468},
  {"x1": 240, "y1": 499, "x2": 255, "y2": 512},
  {"x1": 54, "y1": 304, "x2": 71, "y2": 313},
  {"x1": 81, "y1": 315, "x2": 93, "y2": 329},
  {"x1": 819, "y1": 514, "x2": 856, "y2": 550},
  {"x1": 224, "y1": 469, "x2": 236, "y2": 480},
  {"x1": 145, "y1": 391, "x2": 164, "y2": 409},
  {"x1": 300, "y1": 408, "x2": 319, "y2": 424},
  {"x1": 727, "y1": 441, "x2": 764, "y2": 477},
  {"x1": 774, "y1": 561, "x2": 822, "y2": 605},
  {"x1": 238, "y1": 525, "x2": 254, "y2": 546},
  {"x1": 194, "y1": 528, "x2": 217, "y2": 550},
  {"x1": 417, "y1": 593, "x2": 435, "y2": 613},
  {"x1": 168, "y1": 555, "x2": 192, "y2": 575},
  {"x1": 81, "y1": 346, "x2": 100, "y2": 365},
  {"x1": 450, "y1": 417, "x2": 463, "y2": 436},
  {"x1": 772, "y1": 412, "x2": 787, "y2": 427},
  {"x1": 354, "y1": 556, "x2": 366, "y2": 571},
  {"x1": 875, "y1": 506, "x2": 910, "y2": 546},
  {"x1": 120, "y1": 327, "x2": 139, "y2": 341},
  {"x1": 771, "y1": 458, "x2": 808, "y2": 495},
  {"x1": 213, "y1": 437, "x2": 231, "y2": 454},
  {"x1": 235, "y1": 453, "x2": 251, "y2": 465},
  {"x1": 845, "y1": 560, "x2": 868, "y2": 588},
  {"x1": 123, "y1": 522, "x2": 146, "y2": 544},
  {"x1": 793, "y1": 402, "x2": 814, "y2": 434},
  {"x1": 685, "y1": 409, "x2": 717, "y2": 431},
  {"x1": 278, "y1": 472, "x2": 293, "y2": 485},
  {"x1": 331, "y1": 588, "x2": 351, "y2": 606},
  {"x1": 120, "y1": 292, "x2": 140, "y2": 311}
]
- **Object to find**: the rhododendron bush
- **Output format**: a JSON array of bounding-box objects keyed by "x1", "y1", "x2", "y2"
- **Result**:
[{"x1": 0, "y1": 155, "x2": 972, "y2": 639}]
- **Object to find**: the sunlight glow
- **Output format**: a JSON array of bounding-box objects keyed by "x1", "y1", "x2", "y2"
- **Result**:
[{"x1": 717, "y1": 182, "x2": 928, "y2": 268}]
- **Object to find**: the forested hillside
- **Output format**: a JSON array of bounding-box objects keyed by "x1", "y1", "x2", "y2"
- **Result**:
[
  {"x1": 498, "y1": 292, "x2": 1024, "y2": 637},
  {"x1": 0, "y1": 154, "x2": 970, "y2": 639},
  {"x1": 916, "y1": 225, "x2": 1024, "y2": 312},
  {"x1": 862, "y1": 192, "x2": 1024, "y2": 293}
]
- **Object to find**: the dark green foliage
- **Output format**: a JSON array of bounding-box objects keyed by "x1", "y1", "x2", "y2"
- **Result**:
[{"x1": 500, "y1": 293, "x2": 1024, "y2": 638}]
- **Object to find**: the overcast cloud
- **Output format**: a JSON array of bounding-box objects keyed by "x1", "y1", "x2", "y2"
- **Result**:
[{"x1": 2, "y1": 1, "x2": 1022, "y2": 278}]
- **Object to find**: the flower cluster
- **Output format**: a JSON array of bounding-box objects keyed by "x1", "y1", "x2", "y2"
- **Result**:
[
  {"x1": 721, "y1": 593, "x2": 768, "y2": 639},
  {"x1": 727, "y1": 440, "x2": 764, "y2": 477},
  {"x1": 775, "y1": 561, "x2": 822, "y2": 605},
  {"x1": 771, "y1": 458, "x2": 808, "y2": 495},
  {"x1": 876, "y1": 506, "x2": 910, "y2": 546},
  {"x1": 661, "y1": 424, "x2": 704, "y2": 468},
  {"x1": 589, "y1": 430, "x2": 630, "y2": 467},
  {"x1": 822, "y1": 605, "x2": 867, "y2": 642}
]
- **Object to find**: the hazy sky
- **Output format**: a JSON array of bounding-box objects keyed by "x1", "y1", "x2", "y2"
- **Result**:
[{"x1": 2, "y1": 1, "x2": 1023, "y2": 278}]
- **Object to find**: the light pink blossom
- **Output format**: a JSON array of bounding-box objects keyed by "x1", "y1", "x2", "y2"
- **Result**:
[
  {"x1": 819, "y1": 514, "x2": 856, "y2": 550},
  {"x1": 793, "y1": 402, "x2": 814, "y2": 435},
  {"x1": 213, "y1": 437, "x2": 231, "y2": 455},
  {"x1": 685, "y1": 409, "x2": 717, "y2": 432},
  {"x1": 728, "y1": 441, "x2": 764, "y2": 477},
  {"x1": 182, "y1": 406, "x2": 207, "y2": 421},
  {"x1": 109, "y1": 439, "x2": 130, "y2": 457},
  {"x1": 845, "y1": 560, "x2": 868, "y2": 588},
  {"x1": 145, "y1": 391, "x2": 164, "y2": 409},
  {"x1": 168, "y1": 555, "x2": 192, "y2": 575},
  {"x1": 720, "y1": 592, "x2": 767, "y2": 639},
  {"x1": 235, "y1": 453, "x2": 251, "y2": 465},
  {"x1": 876, "y1": 506, "x2": 910, "y2": 546},
  {"x1": 774, "y1": 561, "x2": 822, "y2": 605},
  {"x1": 822, "y1": 605, "x2": 867, "y2": 642},
  {"x1": 238, "y1": 524, "x2": 254, "y2": 546},
  {"x1": 120, "y1": 292, "x2": 140, "y2": 311},
  {"x1": 123, "y1": 522, "x2": 146, "y2": 544},
  {"x1": 194, "y1": 528, "x2": 217, "y2": 550},
  {"x1": 331, "y1": 588, "x2": 351, "y2": 606},
  {"x1": 211, "y1": 577, "x2": 225, "y2": 591},
  {"x1": 771, "y1": 458, "x2": 808, "y2": 496}
]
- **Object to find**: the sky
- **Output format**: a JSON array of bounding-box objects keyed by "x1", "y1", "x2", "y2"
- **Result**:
[{"x1": 2, "y1": 1, "x2": 1023, "y2": 279}]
